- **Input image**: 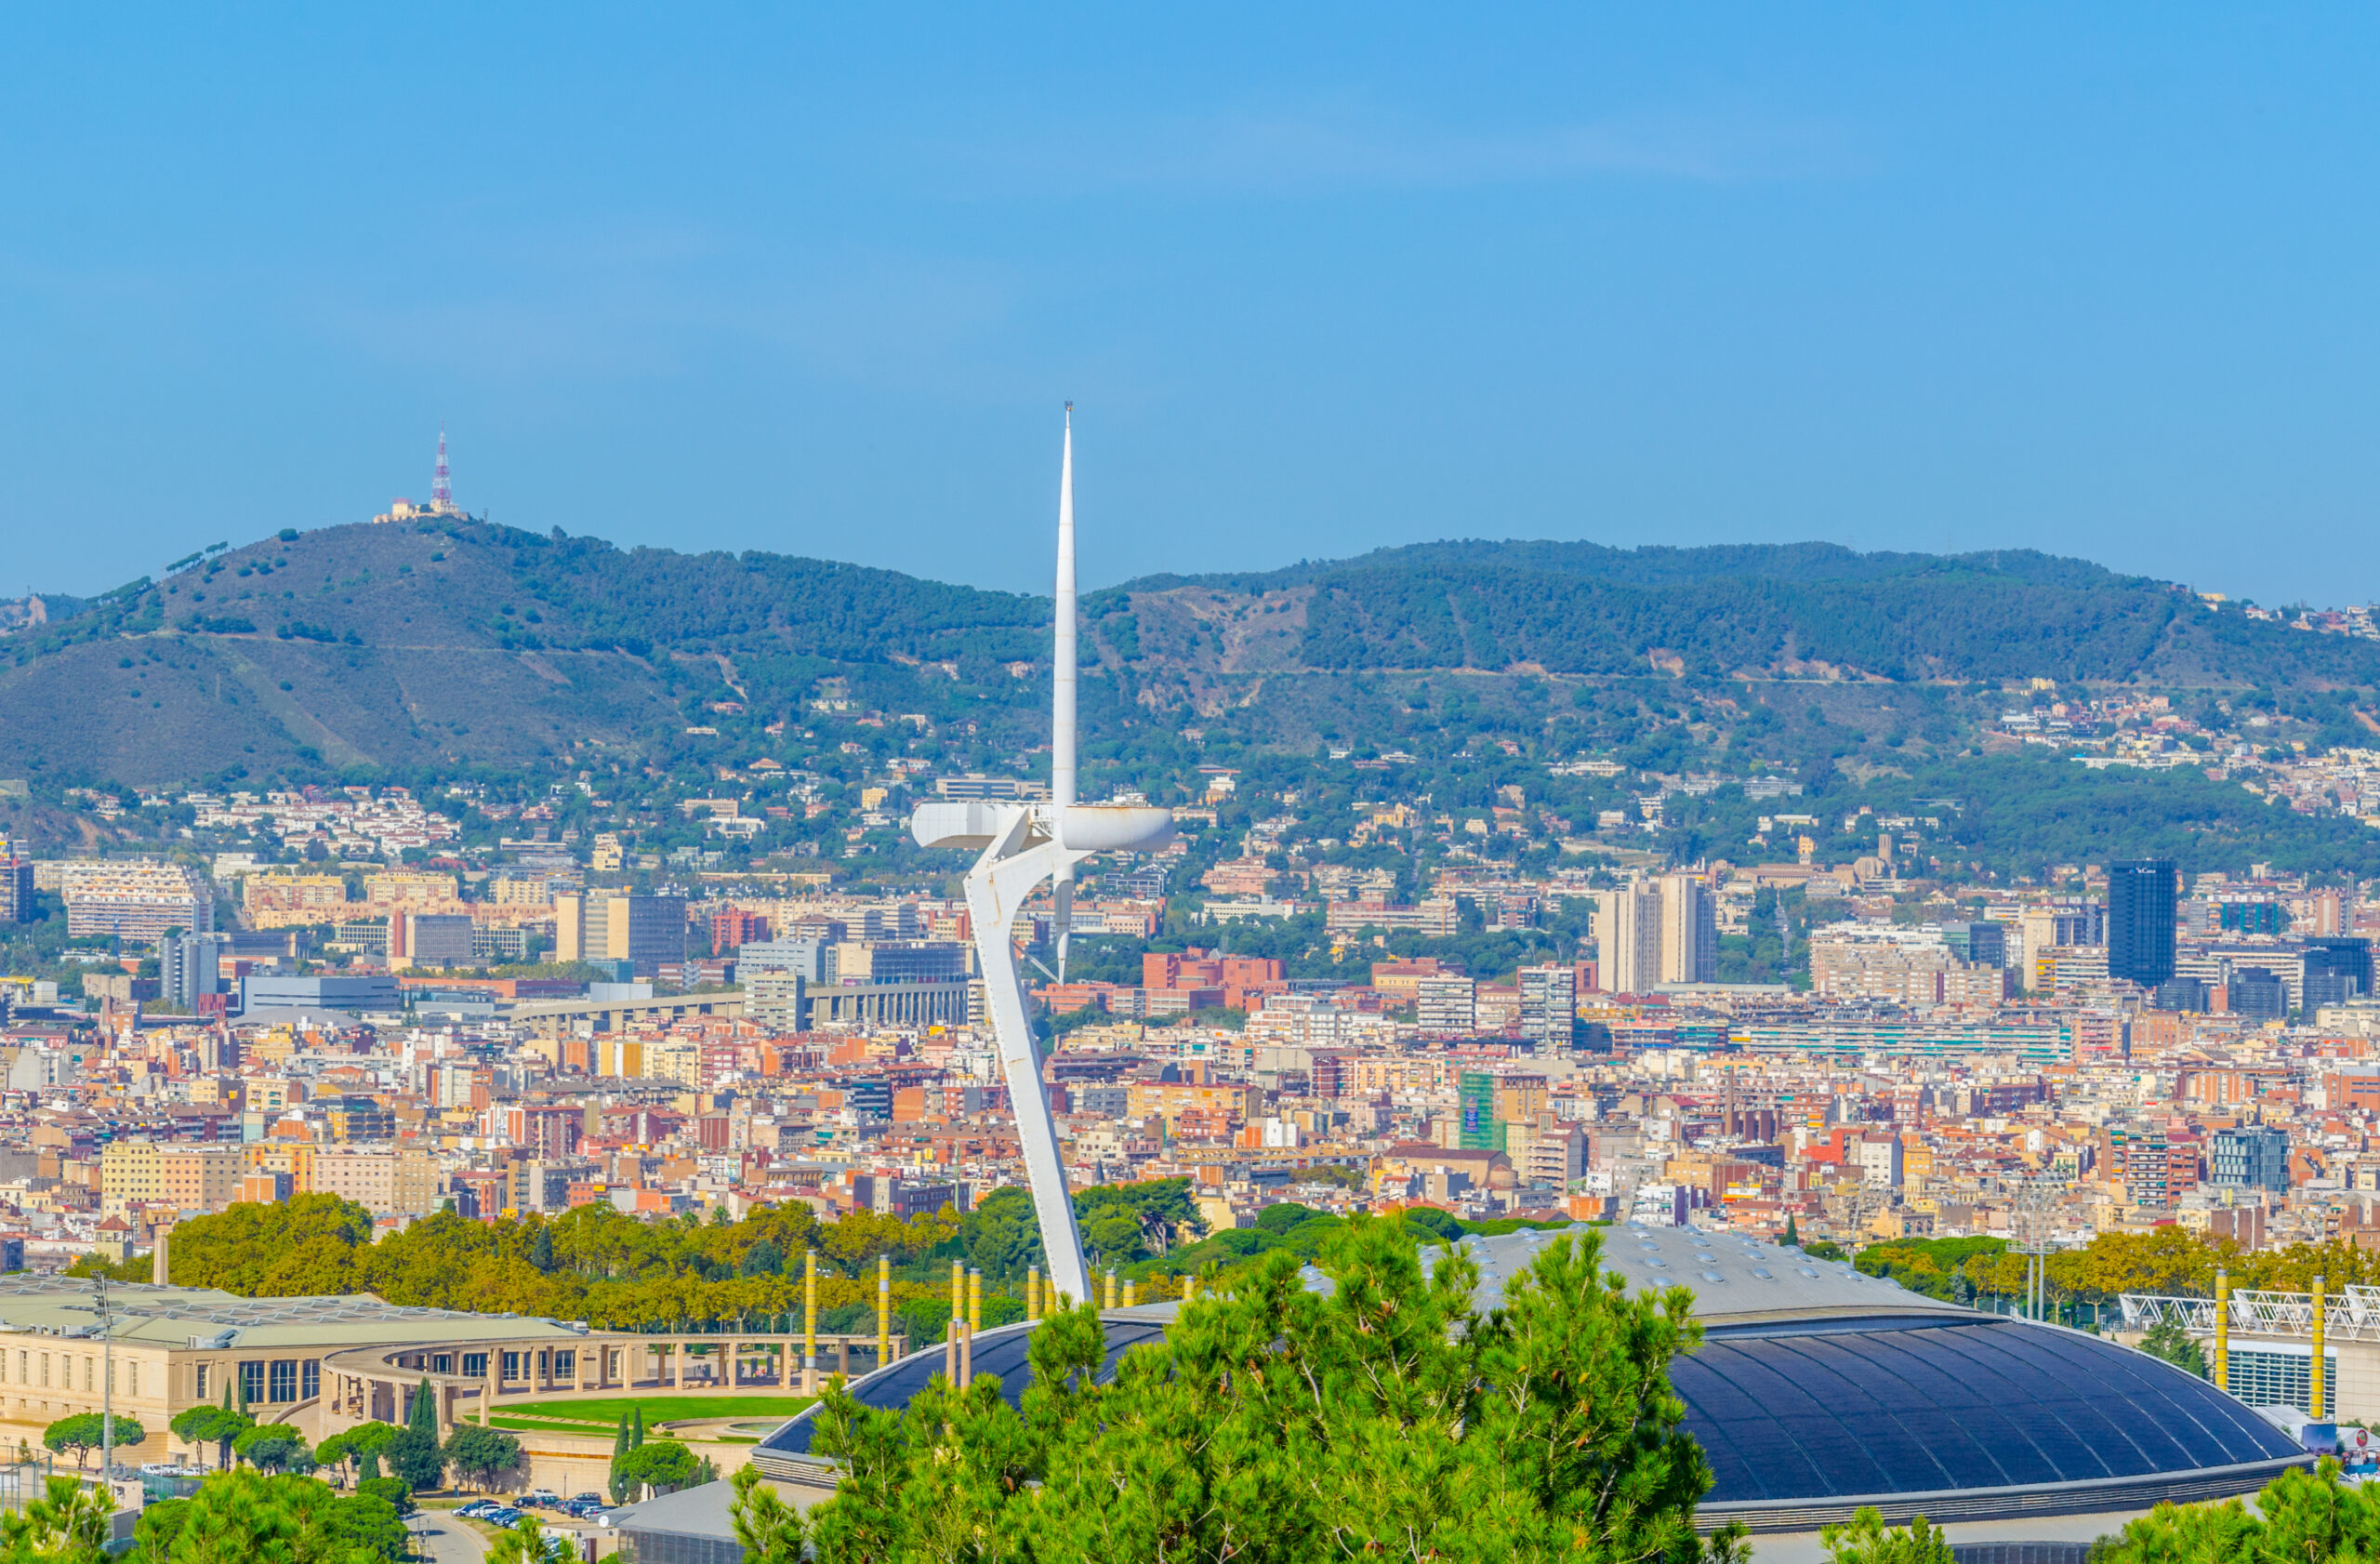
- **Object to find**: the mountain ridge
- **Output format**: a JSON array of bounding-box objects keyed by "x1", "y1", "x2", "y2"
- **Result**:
[{"x1": 0, "y1": 520, "x2": 2368, "y2": 789}]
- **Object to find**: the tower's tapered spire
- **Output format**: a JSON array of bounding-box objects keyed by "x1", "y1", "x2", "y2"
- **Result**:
[
  {"x1": 1052, "y1": 404, "x2": 1078, "y2": 818},
  {"x1": 1051, "y1": 405, "x2": 1078, "y2": 980}
]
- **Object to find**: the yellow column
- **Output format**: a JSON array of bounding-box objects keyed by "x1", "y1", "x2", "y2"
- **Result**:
[
  {"x1": 1185, "y1": 1273, "x2": 1198, "y2": 1304},
  {"x1": 968, "y1": 1268, "x2": 982, "y2": 1332},
  {"x1": 1027, "y1": 1266, "x2": 1041, "y2": 1321},
  {"x1": 2312, "y1": 1273, "x2": 2328, "y2": 1421},
  {"x1": 804, "y1": 1249, "x2": 818, "y2": 1392},
  {"x1": 878, "y1": 1254, "x2": 892, "y2": 1367},
  {"x1": 2214, "y1": 1271, "x2": 2229, "y2": 1394},
  {"x1": 1106, "y1": 1269, "x2": 1119, "y2": 1311},
  {"x1": 1122, "y1": 1279, "x2": 1137, "y2": 1309},
  {"x1": 950, "y1": 1260, "x2": 963, "y2": 1329}
]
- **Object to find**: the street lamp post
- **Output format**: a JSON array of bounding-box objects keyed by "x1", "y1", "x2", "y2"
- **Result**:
[{"x1": 96, "y1": 1274, "x2": 112, "y2": 1484}]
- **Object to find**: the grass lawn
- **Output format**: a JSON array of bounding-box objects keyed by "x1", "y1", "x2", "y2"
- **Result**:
[{"x1": 495, "y1": 1396, "x2": 816, "y2": 1428}]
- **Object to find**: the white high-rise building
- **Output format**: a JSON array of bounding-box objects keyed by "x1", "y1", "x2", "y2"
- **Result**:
[
  {"x1": 1659, "y1": 874, "x2": 1717, "y2": 986},
  {"x1": 1595, "y1": 876, "x2": 1714, "y2": 992},
  {"x1": 1593, "y1": 884, "x2": 1665, "y2": 995}
]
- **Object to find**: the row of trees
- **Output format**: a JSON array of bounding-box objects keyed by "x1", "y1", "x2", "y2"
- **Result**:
[
  {"x1": 1853, "y1": 1226, "x2": 2380, "y2": 1315},
  {"x1": 0, "y1": 1465, "x2": 414, "y2": 1564},
  {"x1": 146, "y1": 1373, "x2": 523, "y2": 1497},
  {"x1": 113, "y1": 1182, "x2": 1213, "y2": 1343}
]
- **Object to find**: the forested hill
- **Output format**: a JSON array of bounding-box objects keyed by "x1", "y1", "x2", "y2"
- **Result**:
[
  {"x1": 1101, "y1": 540, "x2": 2379, "y2": 687},
  {"x1": 0, "y1": 519, "x2": 2371, "y2": 789}
]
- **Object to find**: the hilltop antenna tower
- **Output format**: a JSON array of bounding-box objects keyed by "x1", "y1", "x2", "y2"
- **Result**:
[
  {"x1": 908, "y1": 406, "x2": 1175, "y2": 1308},
  {"x1": 432, "y1": 425, "x2": 453, "y2": 510}
]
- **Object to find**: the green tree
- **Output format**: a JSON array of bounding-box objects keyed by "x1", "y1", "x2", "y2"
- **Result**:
[
  {"x1": 325, "y1": 1491, "x2": 409, "y2": 1562},
  {"x1": 610, "y1": 1441, "x2": 698, "y2": 1502},
  {"x1": 171, "y1": 1406, "x2": 244, "y2": 1474},
  {"x1": 2092, "y1": 1460, "x2": 2375, "y2": 1561},
  {"x1": 164, "y1": 1194, "x2": 375, "y2": 1297},
  {"x1": 728, "y1": 1466, "x2": 803, "y2": 1564},
  {"x1": 43, "y1": 1413, "x2": 107, "y2": 1471},
  {"x1": 130, "y1": 1495, "x2": 190, "y2": 1564},
  {"x1": 486, "y1": 1515, "x2": 551, "y2": 1564},
  {"x1": 356, "y1": 1476, "x2": 414, "y2": 1518},
  {"x1": 381, "y1": 1427, "x2": 443, "y2": 1493},
  {"x1": 1818, "y1": 1507, "x2": 1955, "y2": 1563},
  {"x1": 1, "y1": 1474, "x2": 112, "y2": 1564},
  {"x1": 806, "y1": 1217, "x2": 1742, "y2": 1563},
  {"x1": 608, "y1": 1411, "x2": 634, "y2": 1505},
  {"x1": 194, "y1": 1402, "x2": 253, "y2": 1473},
  {"x1": 312, "y1": 1422, "x2": 396, "y2": 1490},
  {"x1": 442, "y1": 1426, "x2": 523, "y2": 1492},
  {"x1": 405, "y1": 1376, "x2": 438, "y2": 1439},
  {"x1": 2140, "y1": 1319, "x2": 2211, "y2": 1379},
  {"x1": 231, "y1": 1425, "x2": 311, "y2": 1474},
  {"x1": 163, "y1": 1467, "x2": 342, "y2": 1564}
]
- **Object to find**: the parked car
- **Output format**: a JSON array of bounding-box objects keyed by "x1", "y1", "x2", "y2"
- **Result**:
[
  {"x1": 456, "y1": 1503, "x2": 503, "y2": 1519},
  {"x1": 570, "y1": 1494, "x2": 604, "y2": 1507},
  {"x1": 522, "y1": 1491, "x2": 562, "y2": 1508},
  {"x1": 486, "y1": 1509, "x2": 525, "y2": 1528}
]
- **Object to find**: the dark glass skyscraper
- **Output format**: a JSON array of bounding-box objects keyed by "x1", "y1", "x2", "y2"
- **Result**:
[
  {"x1": 2107, "y1": 859, "x2": 2178, "y2": 987},
  {"x1": 2303, "y1": 936, "x2": 2373, "y2": 1010}
]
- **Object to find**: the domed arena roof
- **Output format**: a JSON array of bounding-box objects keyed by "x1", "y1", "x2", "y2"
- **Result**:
[{"x1": 753, "y1": 1223, "x2": 2309, "y2": 1531}]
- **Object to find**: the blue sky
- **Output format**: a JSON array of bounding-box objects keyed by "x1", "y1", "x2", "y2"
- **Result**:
[{"x1": 4, "y1": 7, "x2": 2375, "y2": 603}]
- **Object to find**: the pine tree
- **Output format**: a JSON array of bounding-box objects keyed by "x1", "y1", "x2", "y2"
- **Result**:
[
  {"x1": 1781, "y1": 1213, "x2": 1800, "y2": 1248},
  {"x1": 629, "y1": 1406, "x2": 644, "y2": 1450},
  {"x1": 609, "y1": 1411, "x2": 634, "y2": 1508},
  {"x1": 408, "y1": 1374, "x2": 439, "y2": 1439}
]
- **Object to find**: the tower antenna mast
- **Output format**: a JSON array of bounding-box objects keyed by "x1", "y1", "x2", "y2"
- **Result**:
[
  {"x1": 432, "y1": 424, "x2": 453, "y2": 510},
  {"x1": 907, "y1": 406, "x2": 1174, "y2": 1308}
]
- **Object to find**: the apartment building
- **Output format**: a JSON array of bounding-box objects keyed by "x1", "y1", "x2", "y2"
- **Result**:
[
  {"x1": 1124, "y1": 1080, "x2": 1264, "y2": 1125},
  {"x1": 556, "y1": 891, "x2": 690, "y2": 977},
  {"x1": 308, "y1": 1148, "x2": 441, "y2": 1214},
  {"x1": 0, "y1": 858, "x2": 34, "y2": 925},
  {"x1": 1415, "y1": 976, "x2": 1477, "y2": 1036},
  {"x1": 1593, "y1": 876, "x2": 1712, "y2": 993},
  {"x1": 99, "y1": 1143, "x2": 242, "y2": 1218},
  {"x1": 1811, "y1": 934, "x2": 2011, "y2": 1006},
  {"x1": 60, "y1": 861, "x2": 212, "y2": 941}
]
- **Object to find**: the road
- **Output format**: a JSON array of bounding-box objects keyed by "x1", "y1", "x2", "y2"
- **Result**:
[{"x1": 414, "y1": 1512, "x2": 488, "y2": 1564}]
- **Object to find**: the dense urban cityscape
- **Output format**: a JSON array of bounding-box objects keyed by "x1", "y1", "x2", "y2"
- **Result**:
[{"x1": 17, "y1": 9, "x2": 2380, "y2": 1561}]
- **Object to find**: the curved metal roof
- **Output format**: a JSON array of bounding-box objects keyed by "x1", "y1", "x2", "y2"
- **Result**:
[
  {"x1": 754, "y1": 1316, "x2": 1172, "y2": 1478},
  {"x1": 1439, "y1": 1223, "x2": 1967, "y2": 1325},
  {"x1": 1684, "y1": 1314, "x2": 2307, "y2": 1530}
]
